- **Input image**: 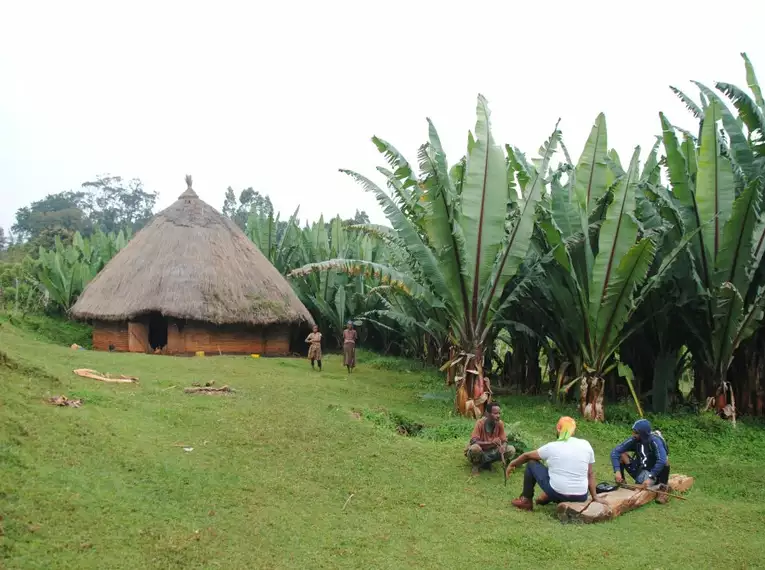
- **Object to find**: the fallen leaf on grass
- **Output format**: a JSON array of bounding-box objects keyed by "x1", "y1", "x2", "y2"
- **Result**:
[
  {"x1": 184, "y1": 385, "x2": 234, "y2": 395},
  {"x1": 47, "y1": 395, "x2": 83, "y2": 408}
]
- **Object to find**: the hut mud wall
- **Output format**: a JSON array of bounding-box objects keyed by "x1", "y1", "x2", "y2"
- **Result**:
[
  {"x1": 92, "y1": 319, "x2": 291, "y2": 356},
  {"x1": 92, "y1": 321, "x2": 129, "y2": 352}
]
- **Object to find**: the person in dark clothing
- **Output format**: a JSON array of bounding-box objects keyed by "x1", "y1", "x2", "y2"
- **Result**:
[{"x1": 610, "y1": 419, "x2": 671, "y2": 503}]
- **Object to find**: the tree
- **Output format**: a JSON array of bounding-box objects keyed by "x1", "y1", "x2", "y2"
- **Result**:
[
  {"x1": 292, "y1": 96, "x2": 550, "y2": 417},
  {"x1": 81, "y1": 175, "x2": 157, "y2": 233},
  {"x1": 657, "y1": 56, "x2": 765, "y2": 422},
  {"x1": 11, "y1": 176, "x2": 156, "y2": 247},
  {"x1": 222, "y1": 187, "x2": 238, "y2": 219},
  {"x1": 344, "y1": 210, "x2": 370, "y2": 225},
  {"x1": 511, "y1": 123, "x2": 693, "y2": 420},
  {"x1": 32, "y1": 229, "x2": 130, "y2": 312},
  {"x1": 221, "y1": 186, "x2": 274, "y2": 230},
  {"x1": 12, "y1": 191, "x2": 91, "y2": 242},
  {"x1": 0, "y1": 227, "x2": 6, "y2": 251}
]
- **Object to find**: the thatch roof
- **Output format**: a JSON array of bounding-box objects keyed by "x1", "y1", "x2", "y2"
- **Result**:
[{"x1": 71, "y1": 176, "x2": 314, "y2": 327}]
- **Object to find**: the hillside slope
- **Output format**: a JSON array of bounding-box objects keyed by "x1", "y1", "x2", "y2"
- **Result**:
[{"x1": 1, "y1": 323, "x2": 764, "y2": 569}]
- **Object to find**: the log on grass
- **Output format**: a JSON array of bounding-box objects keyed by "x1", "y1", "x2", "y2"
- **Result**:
[{"x1": 556, "y1": 474, "x2": 694, "y2": 524}]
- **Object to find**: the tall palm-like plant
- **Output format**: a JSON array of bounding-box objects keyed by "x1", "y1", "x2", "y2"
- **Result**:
[
  {"x1": 289, "y1": 215, "x2": 393, "y2": 346},
  {"x1": 246, "y1": 206, "x2": 303, "y2": 274},
  {"x1": 508, "y1": 117, "x2": 693, "y2": 420},
  {"x1": 660, "y1": 54, "x2": 765, "y2": 423},
  {"x1": 33, "y1": 229, "x2": 130, "y2": 312},
  {"x1": 295, "y1": 96, "x2": 555, "y2": 416}
]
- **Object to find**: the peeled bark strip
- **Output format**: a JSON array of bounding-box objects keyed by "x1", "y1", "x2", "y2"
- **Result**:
[
  {"x1": 556, "y1": 474, "x2": 694, "y2": 524},
  {"x1": 579, "y1": 375, "x2": 605, "y2": 421},
  {"x1": 73, "y1": 368, "x2": 138, "y2": 383}
]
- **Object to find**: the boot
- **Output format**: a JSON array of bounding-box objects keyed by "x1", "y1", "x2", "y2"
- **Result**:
[
  {"x1": 535, "y1": 492, "x2": 551, "y2": 506},
  {"x1": 511, "y1": 497, "x2": 533, "y2": 511},
  {"x1": 655, "y1": 484, "x2": 670, "y2": 504}
]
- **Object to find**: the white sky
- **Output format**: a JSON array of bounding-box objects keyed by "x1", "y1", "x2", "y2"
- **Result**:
[{"x1": 1, "y1": 0, "x2": 764, "y2": 235}]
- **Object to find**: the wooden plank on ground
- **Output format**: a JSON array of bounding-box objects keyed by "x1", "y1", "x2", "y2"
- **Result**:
[{"x1": 556, "y1": 474, "x2": 694, "y2": 524}]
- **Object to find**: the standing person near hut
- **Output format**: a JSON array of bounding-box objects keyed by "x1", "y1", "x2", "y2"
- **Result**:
[
  {"x1": 305, "y1": 325, "x2": 323, "y2": 371},
  {"x1": 343, "y1": 321, "x2": 358, "y2": 373}
]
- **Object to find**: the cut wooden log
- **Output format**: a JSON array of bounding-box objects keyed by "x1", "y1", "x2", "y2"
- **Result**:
[
  {"x1": 667, "y1": 474, "x2": 694, "y2": 493},
  {"x1": 556, "y1": 474, "x2": 694, "y2": 524}
]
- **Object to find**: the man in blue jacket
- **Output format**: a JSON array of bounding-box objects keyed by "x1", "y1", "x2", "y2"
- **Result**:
[{"x1": 610, "y1": 419, "x2": 670, "y2": 503}]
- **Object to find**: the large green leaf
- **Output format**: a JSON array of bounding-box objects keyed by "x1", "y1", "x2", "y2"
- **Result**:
[
  {"x1": 641, "y1": 137, "x2": 662, "y2": 186},
  {"x1": 334, "y1": 285, "x2": 347, "y2": 324},
  {"x1": 711, "y1": 283, "x2": 744, "y2": 375},
  {"x1": 660, "y1": 114, "x2": 714, "y2": 286},
  {"x1": 742, "y1": 52, "x2": 765, "y2": 110},
  {"x1": 288, "y1": 259, "x2": 443, "y2": 308},
  {"x1": 459, "y1": 95, "x2": 509, "y2": 324},
  {"x1": 715, "y1": 81, "x2": 765, "y2": 154},
  {"x1": 573, "y1": 114, "x2": 609, "y2": 212},
  {"x1": 340, "y1": 169, "x2": 453, "y2": 308},
  {"x1": 697, "y1": 100, "x2": 737, "y2": 267},
  {"x1": 589, "y1": 147, "x2": 641, "y2": 342},
  {"x1": 670, "y1": 86, "x2": 704, "y2": 119},
  {"x1": 477, "y1": 127, "x2": 559, "y2": 334},
  {"x1": 693, "y1": 81, "x2": 754, "y2": 178},
  {"x1": 716, "y1": 180, "x2": 761, "y2": 292},
  {"x1": 421, "y1": 121, "x2": 470, "y2": 320},
  {"x1": 595, "y1": 238, "x2": 656, "y2": 366},
  {"x1": 330, "y1": 216, "x2": 346, "y2": 257},
  {"x1": 551, "y1": 176, "x2": 582, "y2": 240},
  {"x1": 372, "y1": 136, "x2": 417, "y2": 187}
]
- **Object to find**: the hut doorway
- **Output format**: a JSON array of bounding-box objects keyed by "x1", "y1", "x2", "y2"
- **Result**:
[{"x1": 148, "y1": 313, "x2": 168, "y2": 350}]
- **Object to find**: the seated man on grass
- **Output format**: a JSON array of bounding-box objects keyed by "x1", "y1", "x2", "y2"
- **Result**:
[
  {"x1": 505, "y1": 416, "x2": 605, "y2": 511},
  {"x1": 610, "y1": 419, "x2": 670, "y2": 504},
  {"x1": 464, "y1": 402, "x2": 515, "y2": 475}
]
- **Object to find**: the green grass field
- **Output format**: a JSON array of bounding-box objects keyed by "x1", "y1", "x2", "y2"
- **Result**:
[{"x1": 2, "y1": 322, "x2": 765, "y2": 569}]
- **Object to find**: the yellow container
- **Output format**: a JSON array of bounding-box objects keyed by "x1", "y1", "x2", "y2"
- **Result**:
[
  {"x1": 195, "y1": 351, "x2": 205, "y2": 357},
  {"x1": 251, "y1": 354, "x2": 260, "y2": 359}
]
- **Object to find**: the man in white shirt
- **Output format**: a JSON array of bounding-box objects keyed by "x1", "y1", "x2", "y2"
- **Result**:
[{"x1": 505, "y1": 416, "x2": 605, "y2": 511}]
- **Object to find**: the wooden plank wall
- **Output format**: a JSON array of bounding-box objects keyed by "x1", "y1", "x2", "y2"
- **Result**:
[
  {"x1": 92, "y1": 321, "x2": 129, "y2": 352},
  {"x1": 128, "y1": 321, "x2": 150, "y2": 353}
]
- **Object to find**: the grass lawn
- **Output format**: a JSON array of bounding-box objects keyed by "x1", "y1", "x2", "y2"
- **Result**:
[{"x1": 2, "y1": 322, "x2": 765, "y2": 569}]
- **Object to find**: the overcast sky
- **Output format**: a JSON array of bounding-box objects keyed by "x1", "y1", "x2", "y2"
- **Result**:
[{"x1": 1, "y1": 0, "x2": 764, "y2": 236}]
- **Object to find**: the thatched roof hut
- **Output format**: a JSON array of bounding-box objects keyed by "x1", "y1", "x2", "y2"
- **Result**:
[{"x1": 71, "y1": 176, "x2": 314, "y2": 355}]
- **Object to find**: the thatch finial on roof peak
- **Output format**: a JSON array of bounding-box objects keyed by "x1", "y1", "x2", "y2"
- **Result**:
[{"x1": 179, "y1": 174, "x2": 198, "y2": 199}]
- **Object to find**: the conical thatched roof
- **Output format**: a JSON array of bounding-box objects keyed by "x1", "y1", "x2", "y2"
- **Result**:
[{"x1": 71, "y1": 176, "x2": 314, "y2": 327}]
